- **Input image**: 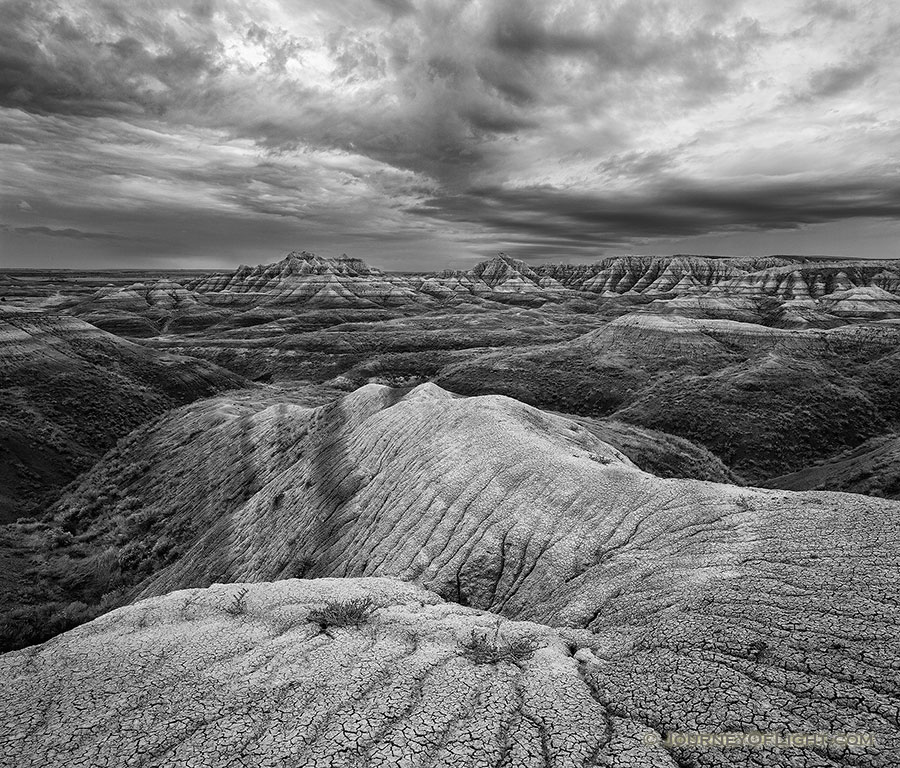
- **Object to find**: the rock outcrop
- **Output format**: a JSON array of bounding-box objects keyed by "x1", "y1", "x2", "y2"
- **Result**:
[
  {"x1": 9, "y1": 383, "x2": 895, "y2": 636},
  {"x1": 818, "y1": 286, "x2": 900, "y2": 319},
  {"x1": 185, "y1": 251, "x2": 432, "y2": 309},
  {"x1": 32, "y1": 253, "x2": 900, "y2": 329},
  {"x1": 2, "y1": 572, "x2": 897, "y2": 767},
  {"x1": 62, "y1": 279, "x2": 227, "y2": 336},
  {"x1": 3, "y1": 383, "x2": 899, "y2": 764}
]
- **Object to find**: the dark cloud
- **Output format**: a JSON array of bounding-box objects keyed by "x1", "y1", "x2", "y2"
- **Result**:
[
  {"x1": 371, "y1": 0, "x2": 415, "y2": 20},
  {"x1": 803, "y1": 61, "x2": 876, "y2": 99},
  {"x1": 487, "y1": 1, "x2": 765, "y2": 92},
  {"x1": 805, "y1": 1, "x2": 857, "y2": 22},
  {"x1": 0, "y1": 0, "x2": 225, "y2": 117},
  {"x1": 2, "y1": 224, "x2": 134, "y2": 241},
  {"x1": 1, "y1": 1, "x2": 899, "y2": 267},
  {"x1": 409, "y1": 178, "x2": 900, "y2": 250}
]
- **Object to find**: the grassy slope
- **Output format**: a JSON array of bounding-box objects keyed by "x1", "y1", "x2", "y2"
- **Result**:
[{"x1": 0, "y1": 311, "x2": 246, "y2": 522}]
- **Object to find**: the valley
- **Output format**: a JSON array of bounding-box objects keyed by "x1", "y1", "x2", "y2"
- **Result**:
[{"x1": 6, "y1": 251, "x2": 900, "y2": 493}]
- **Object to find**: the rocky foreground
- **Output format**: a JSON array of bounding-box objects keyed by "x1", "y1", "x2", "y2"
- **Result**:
[{"x1": 2, "y1": 576, "x2": 897, "y2": 767}]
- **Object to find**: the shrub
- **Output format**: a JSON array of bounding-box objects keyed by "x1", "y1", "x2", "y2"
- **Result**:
[
  {"x1": 307, "y1": 596, "x2": 374, "y2": 628},
  {"x1": 223, "y1": 587, "x2": 249, "y2": 616},
  {"x1": 47, "y1": 529, "x2": 75, "y2": 549},
  {"x1": 459, "y1": 620, "x2": 542, "y2": 665}
]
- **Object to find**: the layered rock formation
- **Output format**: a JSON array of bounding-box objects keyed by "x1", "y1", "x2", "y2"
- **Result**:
[
  {"x1": 60, "y1": 279, "x2": 227, "y2": 336},
  {"x1": 418, "y1": 253, "x2": 571, "y2": 304},
  {"x1": 818, "y1": 286, "x2": 900, "y2": 319},
  {"x1": 24, "y1": 253, "x2": 900, "y2": 332},
  {"x1": 186, "y1": 252, "x2": 900, "y2": 321},
  {"x1": 184, "y1": 251, "x2": 432, "y2": 309},
  {"x1": 534, "y1": 255, "x2": 765, "y2": 295}
]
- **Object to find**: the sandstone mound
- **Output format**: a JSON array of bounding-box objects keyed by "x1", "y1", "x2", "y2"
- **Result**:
[
  {"x1": 3, "y1": 575, "x2": 897, "y2": 767},
  {"x1": 537, "y1": 255, "x2": 749, "y2": 295},
  {"x1": 432, "y1": 253, "x2": 570, "y2": 304},
  {"x1": 819, "y1": 286, "x2": 900, "y2": 319},
  {"x1": 63, "y1": 279, "x2": 227, "y2": 336},
  {"x1": 434, "y1": 312, "x2": 900, "y2": 480}
]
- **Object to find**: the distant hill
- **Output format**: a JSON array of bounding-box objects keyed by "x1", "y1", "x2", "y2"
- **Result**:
[
  {"x1": 17, "y1": 252, "x2": 899, "y2": 335},
  {"x1": 0, "y1": 307, "x2": 245, "y2": 521}
]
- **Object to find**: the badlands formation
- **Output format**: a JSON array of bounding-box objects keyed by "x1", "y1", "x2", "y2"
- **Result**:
[
  {"x1": 27, "y1": 252, "x2": 893, "y2": 487},
  {"x1": 24, "y1": 252, "x2": 900, "y2": 335},
  {"x1": 3, "y1": 574, "x2": 896, "y2": 768},
  {"x1": 2, "y1": 252, "x2": 900, "y2": 766},
  {"x1": 3, "y1": 384, "x2": 899, "y2": 766}
]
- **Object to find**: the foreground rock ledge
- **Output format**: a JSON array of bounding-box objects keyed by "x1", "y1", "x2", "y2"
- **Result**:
[{"x1": 2, "y1": 577, "x2": 896, "y2": 767}]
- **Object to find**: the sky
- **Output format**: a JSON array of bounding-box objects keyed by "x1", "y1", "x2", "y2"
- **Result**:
[{"x1": 1, "y1": 0, "x2": 899, "y2": 270}]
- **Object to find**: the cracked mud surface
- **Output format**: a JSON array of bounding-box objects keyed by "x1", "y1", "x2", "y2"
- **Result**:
[{"x1": 2, "y1": 577, "x2": 896, "y2": 767}]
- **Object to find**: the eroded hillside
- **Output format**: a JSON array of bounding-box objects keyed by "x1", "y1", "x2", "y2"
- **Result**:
[
  {"x1": 0, "y1": 307, "x2": 246, "y2": 522},
  {"x1": 5, "y1": 384, "x2": 897, "y2": 666}
]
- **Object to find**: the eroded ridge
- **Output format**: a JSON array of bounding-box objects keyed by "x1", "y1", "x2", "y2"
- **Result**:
[{"x1": 2, "y1": 577, "x2": 896, "y2": 767}]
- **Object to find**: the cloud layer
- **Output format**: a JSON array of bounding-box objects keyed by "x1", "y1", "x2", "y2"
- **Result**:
[{"x1": 2, "y1": 0, "x2": 899, "y2": 268}]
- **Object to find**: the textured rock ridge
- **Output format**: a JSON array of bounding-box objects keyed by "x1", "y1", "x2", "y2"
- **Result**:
[
  {"x1": 534, "y1": 257, "x2": 900, "y2": 301},
  {"x1": 0, "y1": 579, "x2": 617, "y2": 767},
  {"x1": 29, "y1": 383, "x2": 900, "y2": 652},
  {"x1": 2, "y1": 576, "x2": 897, "y2": 767},
  {"x1": 4, "y1": 383, "x2": 899, "y2": 765},
  {"x1": 41, "y1": 254, "x2": 900, "y2": 326}
]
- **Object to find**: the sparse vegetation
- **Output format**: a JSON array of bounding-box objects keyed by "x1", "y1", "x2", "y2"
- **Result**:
[
  {"x1": 223, "y1": 587, "x2": 249, "y2": 616},
  {"x1": 307, "y1": 596, "x2": 374, "y2": 628},
  {"x1": 178, "y1": 593, "x2": 200, "y2": 619},
  {"x1": 459, "y1": 619, "x2": 542, "y2": 665}
]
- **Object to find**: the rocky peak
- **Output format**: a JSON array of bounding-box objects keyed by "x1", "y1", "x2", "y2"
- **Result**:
[
  {"x1": 273, "y1": 251, "x2": 380, "y2": 277},
  {"x1": 470, "y1": 252, "x2": 542, "y2": 287}
]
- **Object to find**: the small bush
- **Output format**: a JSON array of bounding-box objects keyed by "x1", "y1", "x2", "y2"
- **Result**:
[
  {"x1": 459, "y1": 621, "x2": 542, "y2": 665},
  {"x1": 47, "y1": 529, "x2": 75, "y2": 549},
  {"x1": 307, "y1": 596, "x2": 374, "y2": 628},
  {"x1": 223, "y1": 587, "x2": 249, "y2": 616}
]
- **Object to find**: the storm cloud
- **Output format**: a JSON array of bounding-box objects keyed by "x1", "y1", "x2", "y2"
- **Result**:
[{"x1": 1, "y1": 0, "x2": 899, "y2": 268}]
